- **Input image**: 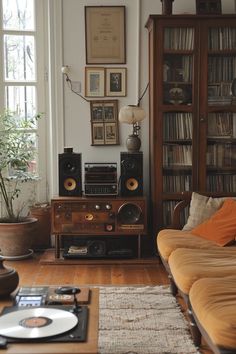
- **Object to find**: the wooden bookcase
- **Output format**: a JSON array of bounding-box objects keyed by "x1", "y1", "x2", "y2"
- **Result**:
[{"x1": 145, "y1": 14, "x2": 236, "y2": 236}]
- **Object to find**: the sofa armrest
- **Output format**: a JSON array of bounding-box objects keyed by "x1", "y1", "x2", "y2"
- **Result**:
[{"x1": 171, "y1": 199, "x2": 190, "y2": 230}]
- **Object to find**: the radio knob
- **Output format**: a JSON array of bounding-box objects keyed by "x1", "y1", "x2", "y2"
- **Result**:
[
  {"x1": 105, "y1": 204, "x2": 112, "y2": 210},
  {"x1": 95, "y1": 204, "x2": 101, "y2": 210}
]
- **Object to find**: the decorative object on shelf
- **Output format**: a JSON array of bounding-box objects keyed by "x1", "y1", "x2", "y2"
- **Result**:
[
  {"x1": 106, "y1": 68, "x2": 127, "y2": 97},
  {"x1": 0, "y1": 257, "x2": 19, "y2": 296},
  {"x1": 161, "y1": 0, "x2": 174, "y2": 15},
  {"x1": 119, "y1": 105, "x2": 146, "y2": 152},
  {"x1": 168, "y1": 86, "x2": 186, "y2": 104},
  {"x1": 90, "y1": 100, "x2": 119, "y2": 145},
  {"x1": 85, "y1": 6, "x2": 126, "y2": 64},
  {"x1": 85, "y1": 67, "x2": 105, "y2": 97},
  {"x1": 196, "y1": 0, "x2": 222, "y2": 14}
]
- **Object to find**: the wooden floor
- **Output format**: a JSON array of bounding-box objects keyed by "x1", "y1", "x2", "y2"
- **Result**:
[{"x1": 3, "y1": 251, "x2": 212, "y2": 354}]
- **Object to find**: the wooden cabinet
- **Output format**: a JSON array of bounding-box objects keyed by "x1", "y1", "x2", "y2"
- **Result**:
[
  {"x1": 51, "y1": 196, "x2": 147, "y2": 260},
  {"x1": 146, "y1": 15, "x2": 236, "y2": 236}
]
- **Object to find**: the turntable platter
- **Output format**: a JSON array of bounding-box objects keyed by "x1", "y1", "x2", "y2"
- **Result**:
[{"x1": 0, "y1": 307, "x2": 78, "y2": 339}]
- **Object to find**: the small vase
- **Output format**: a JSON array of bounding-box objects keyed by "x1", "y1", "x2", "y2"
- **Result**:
[
  {"x1": 0, "y1": 258, "x2": 19, "y2": 296},
  {"x1": 161, "y1": 0, "x2": 174, "y2": 15},
  {"x1": 126, "y1": 135, "x2": 141, "y2": 152}
]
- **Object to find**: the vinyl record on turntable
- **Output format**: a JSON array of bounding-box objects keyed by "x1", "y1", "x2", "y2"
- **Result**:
[{"x1": 0, "y1": 307, "x2": 78, "y2": 339}]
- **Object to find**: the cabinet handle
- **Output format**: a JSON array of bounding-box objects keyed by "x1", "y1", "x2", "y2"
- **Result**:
[{"x1": 200, "y1": 117, "x2": 206, "y2": 122}]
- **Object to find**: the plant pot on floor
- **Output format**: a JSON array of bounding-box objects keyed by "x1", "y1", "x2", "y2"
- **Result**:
[
  {"x1": 29, "y1": 203, "x2": 51, "y2": 250},
  {"x1": 0, "y1": 258, "x2": 19, "y2": 296},
  {"x1": 0, "y1": 218, "x2": 38, "y2": 257}
]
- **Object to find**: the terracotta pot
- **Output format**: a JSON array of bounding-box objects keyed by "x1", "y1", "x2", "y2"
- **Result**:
[
  {"x1": 0, "y1": 218, "x2": 38, "y2": 257},
  {"x1": 0, "y1": 258, "x2": 19, "y2": 296},
  {"x1": 29, "y1": 204, "x2": 51, "y2": 249}
]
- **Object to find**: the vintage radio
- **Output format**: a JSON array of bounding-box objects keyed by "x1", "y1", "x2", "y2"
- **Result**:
[
  {"x1": 51, "y1": 197, "x2": 147, "y2": 236},
  {"x1": 84, "y1": 162, "x2": 118, "y2": 196}
]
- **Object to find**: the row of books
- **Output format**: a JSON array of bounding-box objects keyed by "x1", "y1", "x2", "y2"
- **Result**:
[
  {"x1": 207, "y1": 112, "x2": 236, "y2": 137},
  {"x1": 163, "y1": 175, "x2": 192, "y2": 192},
  {"x1": 207, "y1": 144, "x2": 236, "y2": 167},
  {"x1": 163, "y1": 113, "x2": 193, "y2": 140},
  {"x1": 208, "y1": 57, "x2": 236, "y2": 83},
  {"x1": 208, "y1": 27, "x2": 236, "y2": 50},
  {"x1": 163, "y1": 201, "x2": 189, "y2": 227},
  {"x1": 207, "y1": 174, "x2": 236, "y2": 192},
  {"x1": 163, "y1": 145, "x2": 192, "y2": 166},
  {"x1": 163, "y1": 27, "x2": 236, "y2": 52},
  {"x1": 164, "y1": 27, "x2": 194, "y2": 51}
]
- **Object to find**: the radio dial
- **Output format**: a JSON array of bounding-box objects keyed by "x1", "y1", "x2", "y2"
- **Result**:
[
  {"x1": 105, "y1": 204, "x2": 112, "y2": 210},
  {"x1": 95, "y1": 204, "x2": 101, "y2": 210}
]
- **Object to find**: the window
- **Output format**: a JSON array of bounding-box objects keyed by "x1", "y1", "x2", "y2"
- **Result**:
[{"x1": 0, "y1": 0, "x2": 47, "y2": 193}]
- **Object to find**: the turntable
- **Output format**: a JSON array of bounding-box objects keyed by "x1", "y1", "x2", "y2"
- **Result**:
[{"x1": 0, "y1": 286, "x2": 90, "y2": 348}]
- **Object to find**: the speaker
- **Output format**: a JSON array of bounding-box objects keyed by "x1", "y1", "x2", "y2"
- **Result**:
[
  {"x1": 120, "y1": 152, "x2": 143, "y2": 196},
  {"x1": 59, "y1": 147, "x2": 82, "y2": 196}
]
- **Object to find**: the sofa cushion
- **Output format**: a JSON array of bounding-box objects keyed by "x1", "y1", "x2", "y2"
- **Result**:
[
  {"x1": 183, "y1": 192, "x2": 225, "y2": 231},
  {"x1": 191, "y1": 199, "x2": 236, "y2": 246},
  {"x1": 157, "y1": 229, "x2": 219, "y2": 262},
  {"x1": 189, "y1": 276, "x2": 236, "y2": 349},
  {"x1": 168, "y1": 247, "x2": 236, "y2": 295}
]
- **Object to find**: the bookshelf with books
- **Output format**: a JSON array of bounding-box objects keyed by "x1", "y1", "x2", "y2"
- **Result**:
[{"x1": 146, "y1": 14, "x2": 236, "y2": 237}]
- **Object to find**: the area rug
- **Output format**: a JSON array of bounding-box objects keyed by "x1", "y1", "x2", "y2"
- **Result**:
[{"x1": 98, "y1": 286, "x2": 200, "y2": 354}]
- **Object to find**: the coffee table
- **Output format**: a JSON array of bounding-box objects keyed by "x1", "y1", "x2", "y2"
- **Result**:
[{"x1": 0, "y1": 287, "x2": 99, "y2": 354}]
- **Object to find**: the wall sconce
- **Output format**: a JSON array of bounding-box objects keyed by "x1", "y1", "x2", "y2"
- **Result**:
[{"x1": 119, "y1": 105, "x2": 146, "y2": 152}]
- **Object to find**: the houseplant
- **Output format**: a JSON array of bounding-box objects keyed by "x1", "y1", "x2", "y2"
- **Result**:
[{"x1": 0, "y1": 110, "x2": 41, "y2": 257}]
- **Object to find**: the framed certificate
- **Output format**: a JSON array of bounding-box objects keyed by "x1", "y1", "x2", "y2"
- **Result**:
[{"x1": 85, "y1": 6, "x2": 126, "y2": 64}]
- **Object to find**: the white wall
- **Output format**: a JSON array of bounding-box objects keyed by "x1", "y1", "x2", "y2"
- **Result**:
[{"x1": 59, "y1": 0, "x2": 235, "y2": 198}]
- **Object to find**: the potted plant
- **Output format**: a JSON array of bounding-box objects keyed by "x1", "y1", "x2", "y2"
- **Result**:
[{"x1": 0, "y1": 110, "x2": 41, "y2": 257}]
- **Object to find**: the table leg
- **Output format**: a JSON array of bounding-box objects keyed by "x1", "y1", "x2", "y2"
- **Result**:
[
  {"x1": 138, "y1": 234, "x2": 141, "y2": 258},
  {"x1": 54, "y1": 234, "x2": 61, "y2": 259}
]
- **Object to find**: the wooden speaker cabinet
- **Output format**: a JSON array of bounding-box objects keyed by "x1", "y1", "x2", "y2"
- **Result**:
[{"x1": 51, "y1": 196, "x2": 147, "y2": 259}]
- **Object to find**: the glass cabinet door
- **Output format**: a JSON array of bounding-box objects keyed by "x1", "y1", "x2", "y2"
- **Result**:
[
  {"x1": 162, "y1": 26, "x2": 195, "y2": 226},
  {"x1": 206, "y1": 25, "x2": 236, "y2": 192}
]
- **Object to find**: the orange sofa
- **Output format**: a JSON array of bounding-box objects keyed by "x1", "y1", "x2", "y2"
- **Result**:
[{"x1": 157, "y1": 192, "x2": 236, "y2": 354}]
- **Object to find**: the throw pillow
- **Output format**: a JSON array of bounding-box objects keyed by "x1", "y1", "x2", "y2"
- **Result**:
[
  {"x1": 182, "y1": 192, "x2": 225, "y2": 231},
  {"x1": 191, "y1": 198, "x2": 236, "y2": 246}
]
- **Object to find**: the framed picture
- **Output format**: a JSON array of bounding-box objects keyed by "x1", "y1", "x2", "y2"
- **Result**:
[
  {"x1": 106, "y1": 68, "x2": 126, "y2": 97},
  {"x1": 196, "y1": 0, "x2": 222, "y2": 14},
  {"x1": 85, "y1": 6, "x2": 126, "y2": 64},
  {"x1": 92, "y1": 123, "x2": 104, "y2": 145},
  {"x1": 85, "y1": 67, "x2": 105, "y2": 97},
  {"x1": 90, "y1": 100, "x2": 119, "y2": 145}
]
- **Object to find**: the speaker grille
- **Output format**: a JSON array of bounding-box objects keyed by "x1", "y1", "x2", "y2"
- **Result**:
[
  {"x1": 120, "y1": 152, "x2": 143, "y2": 196},
  {"x1": 59, "y1": 152, "x2": 82, "y2": 196}
]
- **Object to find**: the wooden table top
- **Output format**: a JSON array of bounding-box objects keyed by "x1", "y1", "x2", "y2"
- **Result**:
[{"x1": 0, "y1": 288, "x2": 99, "y2": 354}]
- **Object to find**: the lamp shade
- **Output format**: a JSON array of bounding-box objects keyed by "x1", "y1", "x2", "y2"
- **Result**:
[{"x1": 118, "y1": 105, "x2": 146, "y2": 124}]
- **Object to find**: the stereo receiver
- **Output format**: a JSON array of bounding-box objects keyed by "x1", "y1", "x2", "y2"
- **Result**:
[{"x1": 84, "y1": 163, "x2": 118, "y2": 196}]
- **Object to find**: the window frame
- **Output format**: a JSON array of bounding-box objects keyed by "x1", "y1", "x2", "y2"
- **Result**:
[{"x1": 0, "y1": 0, "x2": 48, "y2": 203}]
